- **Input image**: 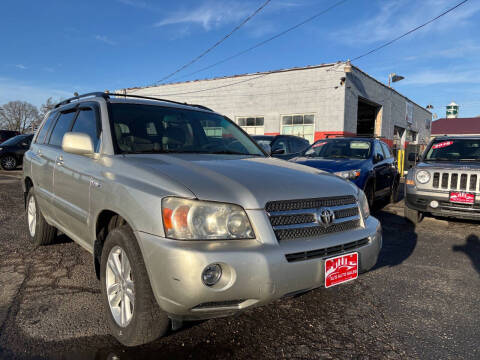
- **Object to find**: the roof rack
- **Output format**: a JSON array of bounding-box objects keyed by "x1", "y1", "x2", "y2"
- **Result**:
[
  {"x1": 54, "y1": 92, "x2": 109, "y2": 108},
  {"x1": 54, "y1": 92, "x2": 213, "y2": 111}
]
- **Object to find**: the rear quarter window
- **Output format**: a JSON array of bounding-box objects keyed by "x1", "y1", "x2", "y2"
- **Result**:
[{"x1": 35, "y1": 112, "x2": 58, "y2": 144}]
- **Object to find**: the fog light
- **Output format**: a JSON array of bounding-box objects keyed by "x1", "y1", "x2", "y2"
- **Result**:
[
  {"x1": 430, "y1": 200, "x2": 439, "y2": 208},
  {"x1": 202, "y1": 264, "x2": 222, "y2": 287}
]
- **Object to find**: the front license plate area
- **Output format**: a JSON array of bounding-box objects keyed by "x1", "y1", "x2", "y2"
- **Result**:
[
  {"x1": 325, "y1": 252, "x2": 358, "y2": 288},
  {"x1": 449, "y1": 192, "x2": 475, "y2": 204}
]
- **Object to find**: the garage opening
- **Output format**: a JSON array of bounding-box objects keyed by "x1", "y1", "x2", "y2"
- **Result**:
[{"x1": 357, "y1": 98, "x2": 381, "y2": 137}]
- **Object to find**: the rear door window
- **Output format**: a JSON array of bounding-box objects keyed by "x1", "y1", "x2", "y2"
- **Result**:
[
  {"x1": 48, "y1": 111, "x2": 77, "y2": 147},
  {"x1": 71, "y1": 108, "x2": 101, "y2": 152},
  {"x1": 35, "y1": 112, "x2": 57, "y2": 144},
  {"x1": 273, "y1": 138, "x2": 290, "y2": 153}
]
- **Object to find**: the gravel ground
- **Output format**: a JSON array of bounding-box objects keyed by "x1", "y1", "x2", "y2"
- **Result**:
[{"x1": 0, "y1": 171, "x2": 479, "y2": 360}]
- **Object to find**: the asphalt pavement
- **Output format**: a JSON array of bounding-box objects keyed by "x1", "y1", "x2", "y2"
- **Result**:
[{"x1": 0, "y1": 170, "x2": 479, "y2": 360}]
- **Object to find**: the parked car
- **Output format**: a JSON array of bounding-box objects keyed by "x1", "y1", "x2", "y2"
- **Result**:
[
  {"x1": 405, "y1": 136, "x2": 480, "y2": 223},
  {"x1": 252, "y1": 135, "x2": 310, "y2": 160},
  {"x1": 290, "y1": 137, "x2": 399, "y2": 207},
  {"x1": 0, "y1": 134, "x2": 33, "y2": 170},
  {"x1": 0, "y1": 130, "x2": 20, "y2": 143},
  {"x1": 23, "y1": 92, "x2": 381, "y2": 347}
]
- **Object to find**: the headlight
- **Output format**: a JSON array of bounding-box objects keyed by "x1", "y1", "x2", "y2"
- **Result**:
[
  {"x1": 334, "y1": 169, "x2": 361, "y2": 180},
  {"x1": 416, "y1": 170, "x2": 430, "y2": 184},
  {"x1": 358, "y1": 190, "x2": 370, "y2": 220},
  {"x1": 162, "y1": 197, "x2": 255, "y2": 240}
]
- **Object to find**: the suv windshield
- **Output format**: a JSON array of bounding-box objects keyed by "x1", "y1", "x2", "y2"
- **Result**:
[
  {"x1": 109, "y1": 103, "x2": 264, "y2": 156},
  {"x1": 425, "y1": 138, "x2": 480, "y2": 161},
  {"x1": 304, "y1": 139, "x2": 371, "y2": 159}
]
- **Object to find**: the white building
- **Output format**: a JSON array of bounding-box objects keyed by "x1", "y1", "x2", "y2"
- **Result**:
[{"x1": 120, "y1": 62, "x2": 432, "y2": 147}]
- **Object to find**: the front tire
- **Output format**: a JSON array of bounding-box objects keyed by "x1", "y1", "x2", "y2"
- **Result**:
[
  {"x1": 100, "y1": 225, "x2": 169, "y2": 347},
  {"x1": 26, "y1": 189, "x2": 56, "y2": 246},
  {"x1": 1, "y1": 155, "x2": 17, "y2": 170},
  {"x1": 364, "y1": 182, "x2": 375, "y2": 209}
]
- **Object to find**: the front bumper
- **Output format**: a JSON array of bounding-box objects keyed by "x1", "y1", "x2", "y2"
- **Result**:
[
  {"x1": 405, "y1": 185, "x2": 480, "y2": 220},
  {"x1": 135, "y1": 213, "x2": 382, "y2": 321}
]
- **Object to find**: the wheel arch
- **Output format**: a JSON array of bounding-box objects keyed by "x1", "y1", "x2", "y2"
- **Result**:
[{"x1": 94, "y1": 209, "x2": 136, "y2": 279}]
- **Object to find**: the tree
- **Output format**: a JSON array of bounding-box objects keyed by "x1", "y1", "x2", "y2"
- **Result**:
[
  {"x1": 0, "y1": 101, "x2": 40, "y2": 133},
  {"x1": 38, "y1": 97, "x2": 58, "y2": 120}
]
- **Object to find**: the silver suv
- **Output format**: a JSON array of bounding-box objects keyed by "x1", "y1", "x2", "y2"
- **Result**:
[{"x1": 23, "y1": 92, "x2": 382, "y2": 346}]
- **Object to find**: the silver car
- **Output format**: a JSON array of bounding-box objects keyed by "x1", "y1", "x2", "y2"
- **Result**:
[{"x1": 23, "y1": 92, "x2": 382, "y2": 346}]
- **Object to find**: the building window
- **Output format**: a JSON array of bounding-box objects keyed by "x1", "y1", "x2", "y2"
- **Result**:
[
  {"x1": 281, "y1": 114, "x2": 314, "y2": 143},
  {"x1": 237, "y1": 116, "x2": 264, "y2": 135}
]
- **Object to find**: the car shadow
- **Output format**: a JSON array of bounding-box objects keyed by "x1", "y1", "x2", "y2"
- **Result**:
[
  {"x1": 371, "y1": 208, "x2": 418, "y2": 271},
  {"x1": 452, "y1": 234, "x2": 480, "y2": 277}
]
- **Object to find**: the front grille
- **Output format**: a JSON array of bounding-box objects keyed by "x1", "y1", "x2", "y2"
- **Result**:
[
  {"x1": 265, "y1": 195, "x2": 356, "y2": 213},
  {"x1": 270, "y1": 214, "x2": 315, "y2": 226},
  {"x1": 266, "y1": 196, "x2": 361, "y2": 241},
  {"x1": 432, "y1": 171, "x2": 479, "y2": 192},
  {"x1": 285, "y1": 238, "x2": 369, "y2": 262},
  {"x1": 275, "y1": 220, "x2": 360, "y2": 241}
]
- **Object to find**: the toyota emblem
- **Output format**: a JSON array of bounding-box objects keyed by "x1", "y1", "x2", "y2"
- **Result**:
[{"x1": 317, "y1": 208, "x2": 335, "y2": 227}]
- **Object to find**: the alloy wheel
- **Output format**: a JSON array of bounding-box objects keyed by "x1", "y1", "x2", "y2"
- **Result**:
[
  {"x1": 1, "y1": 156, "x2": 16, "y2": 170},
  {"x1": 27, "y1": 196, "x2": 36, "y2": 237},
  {"x1": 106, "y1": 246, "x2": 135, "y2": 327}
]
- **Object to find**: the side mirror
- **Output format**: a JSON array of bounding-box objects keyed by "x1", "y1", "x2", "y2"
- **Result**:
[
  {"x1": 62, "y1": 132, "x2": 94, "y2": 156},
  {"x1": 271, "y1": 148, "x2": 285, "y2": 155},
  {"x1": 259, "y1": 143, "x2": 271, "y2": 155},
  {"x1": 408, "y1": 153, "x2": 419, "y2": 162}
]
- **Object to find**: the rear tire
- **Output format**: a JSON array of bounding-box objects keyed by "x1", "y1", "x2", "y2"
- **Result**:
[
  {"x1": 100, "y1": 225, "x2": 169, "y2": 347},
  {"x1": 26, "y1": 188, "x2": 56, "y2": 246},
  {"x1": 364, "y1": 182, "x2": 375, "y2": 209},
  {"x1": 390, "y1": 177, "x2": 399, "y2": 203},
  {"x1": 404, "y1": 206, "x2": 422, "y2": 224},
  {"x1": 1, "y1": 155, "x2": 17, "y2": 170}
]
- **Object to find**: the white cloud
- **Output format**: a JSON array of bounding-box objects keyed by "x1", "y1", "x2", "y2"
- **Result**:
[
  {"x1": 94, "y1": 35, "x2": 116, "y2": 45},
  {"x1": 153, "y1": 0, "x2": 306, "y2": 32},
  {"x1": 403, "y1": 40, "x2": 480, "y2": 61},
  {"x1": 15, "y1": 64, "x2": 27, "y2": 70},
  {"x1": 335, "y1": 0, "x2": 480, "y2": 45},
  {"x1": 116, "y1": 0, "x2": 148, "y2": 7},
  {"x1": 154, "y1": 1, "x2": 252, "y2": 30},
  {"x1": 0, "y1": 78, "x2": 72, "y2": 107},
  {"x1": 402, "y1": 68, "x2": 480, "y2": 86}
]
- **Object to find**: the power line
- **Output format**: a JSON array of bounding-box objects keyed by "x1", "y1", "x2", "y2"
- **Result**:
[
  {"x1": 156, "y1": 0, "x2": 272, "y2": 84},
  {"x1": 169, "y1": 0, "x2": 350, "y2": 82},
  {"x1": 351, "y1": 0, "x2": 469, "y2": 61},
  {"x1": 148, "y1": 73, "x2": 270, "y2": 96}
]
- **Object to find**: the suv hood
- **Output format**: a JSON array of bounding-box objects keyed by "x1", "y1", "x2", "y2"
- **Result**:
[
  {"x1": 290, "y1": 157, "x2": 367, "y2": 172},
  {"x1": 121, "y1": 154, "x2": 357, "y2": 209}
]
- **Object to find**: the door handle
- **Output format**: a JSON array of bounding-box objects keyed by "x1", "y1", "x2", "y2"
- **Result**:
[{"x1": 56, "y1": 156, "x2": 64, "y2": 166}]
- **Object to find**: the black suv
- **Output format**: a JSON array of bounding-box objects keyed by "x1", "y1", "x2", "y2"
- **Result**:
[
  {"x1": 405, "y1": 136, "x2": 480, "y2": 223},
  {"x1": 0, "y1": 134, "x2": 33, "y2": 170},
  {"x1": 252, "y1": 135, "x2": 310, "y2": 160}
]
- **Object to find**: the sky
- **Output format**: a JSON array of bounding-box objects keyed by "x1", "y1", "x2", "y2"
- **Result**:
[{"x1": 1, "y1": 0, "x2": 479, "y2": 119}]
